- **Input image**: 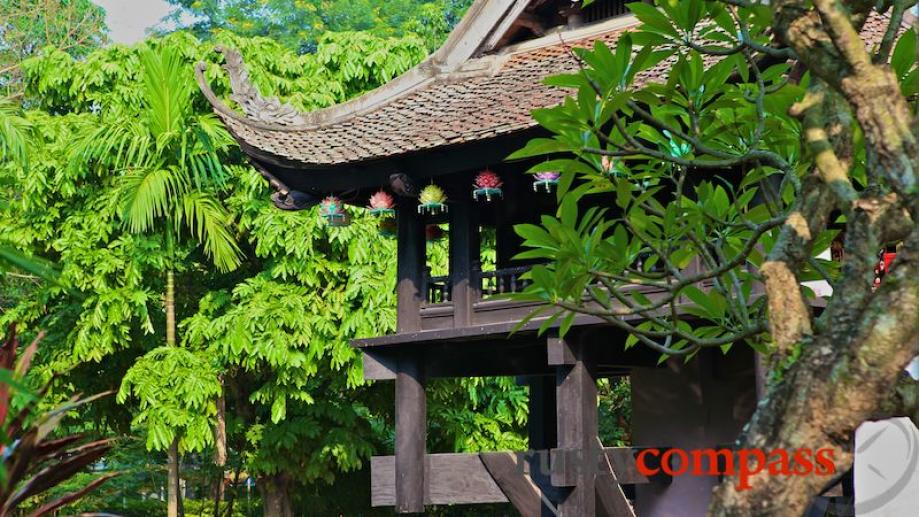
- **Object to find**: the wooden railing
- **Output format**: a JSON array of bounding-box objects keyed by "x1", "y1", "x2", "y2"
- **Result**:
[
  {"x1": 422, "y1": 266, "x2": 535, "y2": 306},
  {"x1": 423, "y1": 274, "x2": 451, "y2": 305},
  {"x1": 477, "y1": 265, "x2": 533, "y2": 298}
]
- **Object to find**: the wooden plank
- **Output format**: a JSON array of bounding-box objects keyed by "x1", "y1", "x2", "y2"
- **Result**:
[
  {"x1": 371, "y1": 449, "x2": 661, "y2": 508},
  {"x1": 480, "y1": 452, "x2": 544, "y2": 517},
  {"x1": 482, "y1": 0, "x2": 532, "y2": 52},
  {"x1": 555, "y1": 337, "x2": 598, "y2": 516},
  {"x1": 371, "y1": 454, "x2": 508, "y2": 506},
  {"x1": 395, "y1": 355, "x2": 425, "y2": 513}
]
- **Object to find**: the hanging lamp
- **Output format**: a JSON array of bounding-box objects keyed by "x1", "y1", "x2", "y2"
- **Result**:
[
  {"x1": 472, "y1": 169, "x2": 503, "y2": 202},
  {"x1": 418, "y1": 184, "x2": 448, "y2": 214},
  {"x1": 367, "y1": 190, "x2": 396, "y2": 217},
  {"x1": 533, "y1": 171, "x2": 560, "y2": 192},
  {"x1": 319, "y1": 196, "x2": 351, "y2": 227}
]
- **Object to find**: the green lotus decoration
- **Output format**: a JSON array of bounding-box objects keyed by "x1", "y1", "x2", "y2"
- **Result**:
[{"x1": 418, "y1": 184, "x2": 448, "y2": 214}]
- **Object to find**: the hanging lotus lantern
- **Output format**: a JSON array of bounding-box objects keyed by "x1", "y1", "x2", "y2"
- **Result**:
[
  {"x1": 533, "y1": 171, "x2": 560, "y2": 193},
  {"x1": 472, "y1": 169, "x2": 503, "y2": 202},
  {"x1": 319, "y1": 196, "x2": 350, "y2": 227},
  {"x1": 367, "y1": 190, "x2": 396, "y2": 217},
  {"x1": 418, "y1": 184, "x2": 448, "y2": 214},
  {"x1": 426, "y1": 224, "x2": 445, "y2": 242},
  {"x1": 378, "y1": 217, "x2": 397, "y2": 238}
]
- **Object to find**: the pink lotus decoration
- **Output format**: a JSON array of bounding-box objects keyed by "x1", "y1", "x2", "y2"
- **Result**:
[
  {"x1": 473, "y1": 169, "x2": 503, "y2": 202},
  {"x1": 368, "y1": 190, "x2": 396, "y2": 216},
  {"x1": 474, "y1": 169, "x2": 503, "y2": 189}
]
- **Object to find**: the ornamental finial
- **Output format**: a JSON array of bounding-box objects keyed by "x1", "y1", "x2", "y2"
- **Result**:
[{"x1": 214, "y1": 45, "x2": 307, "y2": 126}]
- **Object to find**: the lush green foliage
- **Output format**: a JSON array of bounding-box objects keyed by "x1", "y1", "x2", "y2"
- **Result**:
[
  {"x1": 0, "y1": 0, "x2": 108, "y2": 95},
  {"x1": 1, "y1": 22, "x2": 529, "y2": 514},
  {"x1": 511, "y1": 1, "x2": 917, "y2": 359},
  {"x1": 163, "y1": 0, "x2": 473, "y2": 52}
]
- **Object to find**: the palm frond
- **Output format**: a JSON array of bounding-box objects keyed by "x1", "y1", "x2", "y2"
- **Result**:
[
  {"x1": 139, "y1": 46, "x2": 193, "y2": 142},
  {"x1": 69, "y1": 116, "x2": 152, "y2": 175},
  {"x1": 0, "y1": 246, "x2": 59, "y2": 282},
  {"x1": 177, "y1": 190, "x2": 242, "y2": 272},
  {"x1": 117, "y1": 167, "x2": 188, "y2": 234}
]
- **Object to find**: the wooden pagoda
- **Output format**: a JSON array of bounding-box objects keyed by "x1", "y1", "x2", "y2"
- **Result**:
[{"x1": 197, "y1": 1, "x2": 895, "y2": 514}]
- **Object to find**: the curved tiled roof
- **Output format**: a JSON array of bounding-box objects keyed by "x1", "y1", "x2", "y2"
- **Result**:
[
  {"x1": 196, "y1": 5, "x2": 906, "y2": 170},
  {"x1": 197, "y1": 16, "x2": 641, "y2": 168}
]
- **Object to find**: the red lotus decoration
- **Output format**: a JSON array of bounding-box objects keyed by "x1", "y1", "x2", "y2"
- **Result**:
[{"x1": 473, "y1": 169, "x2": 503, "y2": 202}]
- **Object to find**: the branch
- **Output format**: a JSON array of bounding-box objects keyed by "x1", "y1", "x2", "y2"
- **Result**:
[
  {"x1": 791, "y1": 87, "x2": 858, "y2": 204},
  {"x1": 874, "y1": 0, "x2": 913, "y2": 64}
]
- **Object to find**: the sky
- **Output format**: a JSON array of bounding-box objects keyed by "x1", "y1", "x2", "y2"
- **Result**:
[{"x1": 93, "y1": 0, "x2": 179, "y2": 44}]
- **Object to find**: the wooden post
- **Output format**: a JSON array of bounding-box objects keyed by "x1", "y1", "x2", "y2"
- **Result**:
[
  {"x1": 395, "y1": 354, "x2": 426, "y2": 513},
  {"x1": 528, "y1": 375, "x2": 560, "y2": 516},
  {"x1": 554, "y1": 337, "x2": 598, "y2": 517},
  {"x1": 495, "y1": 171, "x2": 519, "y2": 270},
  {"x1": 397, "y1": 200, "x2": 424, "y2": 332},
  {"x1": 528, "y1": 376, "x2": 557, "y2": 452},
  {"x1": 450, "y1": 194, "x2": 477, "y2": 326}
]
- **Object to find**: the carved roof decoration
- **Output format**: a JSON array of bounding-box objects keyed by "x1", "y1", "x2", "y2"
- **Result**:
[
  {"x1": 218, "y1": 46, "x2": 307, "y2": 127},
  {"x1": 195, "y1": 1, "x2": 909, "y2": 172}
]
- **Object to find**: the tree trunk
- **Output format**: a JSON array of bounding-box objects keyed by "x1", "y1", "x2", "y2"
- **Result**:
[
  {"x1": 165, "y1": 266, "x2": 183, "y2": 517},
  {"x1": 166, "y1": 268, "x2": 176, "y2": 347},
  {"x1": 168, "y1": 438, "x2": 182, "y2": 517},
  {"x1": 212, "y1": 385, "x2": 228, "y2": 515},
  {"x1": 260, "y1": 474, "x2": 294, "y2": 517}
]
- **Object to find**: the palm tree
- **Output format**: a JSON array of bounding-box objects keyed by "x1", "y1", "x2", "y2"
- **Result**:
[{"x1": 75, "y1": 45, "x2": 241, "y2": 517}]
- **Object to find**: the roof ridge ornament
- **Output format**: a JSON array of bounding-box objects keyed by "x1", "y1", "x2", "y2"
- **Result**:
[{"x1": 214, "y1": 46, "x2": 308, "y2": 127}]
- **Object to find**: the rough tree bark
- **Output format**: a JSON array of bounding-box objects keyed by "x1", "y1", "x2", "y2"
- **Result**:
[
  {"x1": 211, "y1": 384, "x2": 228, "y2": 515},
  {"x1": 708, "y1": 1, "x2": 919, "y2": 514},
  {"x1": 165, "y1": 266, "x2": 183, "y2": 517},
  {"x1": 260, "y1": 473, "x2": 294, "y2": 517}
]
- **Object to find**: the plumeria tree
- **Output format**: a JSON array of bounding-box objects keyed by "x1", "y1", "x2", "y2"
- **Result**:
[{"x1": 513, "y1": 0, "x2": 919, "y2": 514}]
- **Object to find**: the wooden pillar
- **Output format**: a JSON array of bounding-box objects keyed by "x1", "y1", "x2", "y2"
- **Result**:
[
  {"x1": 495, "y1": 172, "x2": 519, "y2": 270},
  {"x1": 553, "y1": 336, "x2": 598, "y2": 517},
  {"x1": 397, "y1": 199, "x2": 424, "y2": 332},
  {"x1": 449, "y1": 194, "x2": 477, "y2": 326},
  {"x1": 528, "y1": 375, "x2": 560, "y2": 515},
  {"x1": 528, "y1": 376, "x2": 557, "y2": 451},
  {"x1": 631, "y1": 348, "x2": 756, "y2": 516},
  {"x1": 395, "y1": 354, "x2": 426, "y2": 513}
]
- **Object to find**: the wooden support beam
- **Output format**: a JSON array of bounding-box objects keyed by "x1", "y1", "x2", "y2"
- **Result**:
[
  {"x1": 596, "y1": 444, "x2": 637, "y2": 517},
  {"x1": 527, "y1": 376, "x2": 560, "y2": 515},
  {"x1": 395, "y1": 355, "x2": 426, "y2": 513},
  {"x1": 528, "y1": 376, "x2": 557, "y2": 451},
  {"x1": 480, "y1": 452, "x2": 544, "y2": 517},
  {"x1": 449, "y1": 194, "x2": 477, "y2": 326},
  {"x1": 397, "y1": 200, "x2": 424, "y2": 333},
  {"x1": 372, "y1": 454, "x2": 507, "y2": 507},
  {"x1": 547, "y1": 332, "x2": 576, "y2": 365},
  {"x1": 555, "y1": 337, "x2": 598, "y2": 516},
  {"x1": 372, "y1": 450, "x2": 659, "y2": 508},
  {"x1": 363, "y1": 351, "x2": 397, "y2": 380},
  {"x1": 596, "y1": 472, "x2": 636, "y2": 517}
]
